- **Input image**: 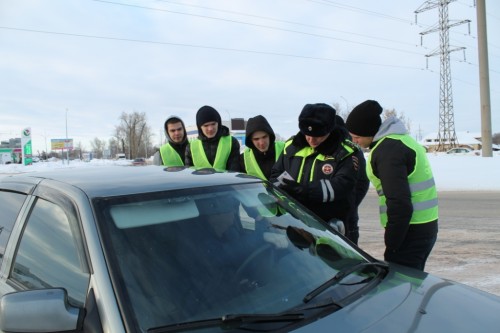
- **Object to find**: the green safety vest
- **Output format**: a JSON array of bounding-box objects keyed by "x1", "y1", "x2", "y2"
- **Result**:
[
  {"x1": 243, "y1": 141, "x2": 285, "y2": 180},
  {"x1": 367, "y1": 134, "x2": 438, "y2": 227},
  {"x1": 283, "y1": 140, "x2": 355, "y2": 182},
  {"x1": 160, "y1": 143, "x2": 184, "y2": 167},
  {"x1": 190, "y1": 136, "x2": 232, "y2": 170}
]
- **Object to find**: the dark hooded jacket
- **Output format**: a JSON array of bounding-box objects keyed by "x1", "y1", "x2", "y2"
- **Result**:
[
  {"x1": 270, "y1": 127, "x2": 359, "y2": 223},
  {"x1": 184, "y1": 112, "x2": 240, "y2": 171},
  {"x1": 240, "y1": 115, "x2": 281, "y2": 180},
  {"x1": 335, "y1": 115, "x2": 370, "y2": 244},
  {"x1": 153, "y1": 116, "x2": 188, "y2": 166}
]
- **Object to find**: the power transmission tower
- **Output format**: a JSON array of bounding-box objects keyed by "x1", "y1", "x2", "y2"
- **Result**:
[{"x1": 415, "y1": 0, "x2": 470, "y2": 152}]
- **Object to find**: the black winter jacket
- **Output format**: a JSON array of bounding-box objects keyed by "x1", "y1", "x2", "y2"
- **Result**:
[
  {"x1": 239, "y1": 115, "x2": 279, "y2": 179},
  {"x1": 185, "y1": 125, "x2": 241, "y2": 171},
  {"x1": 270, "y1": 128, "x2": 359, "y2": 223}
]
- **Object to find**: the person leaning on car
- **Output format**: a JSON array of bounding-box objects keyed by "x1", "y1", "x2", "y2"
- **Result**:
[
  {"x1": 240, "y1": 115, "x2": 284, "y2": 180},
  {"x1": 269, "y1": 103, "x2": 360, "y2": 233},
  {"x1": 153, "y1": 115, "x2": 188, "y2": 167},
  {"x1": 345, "y1": 99, "x2": 438, "y2": 271},
  {"x1": 185, "y1": 105, "x2": 240, "y2": 171}
]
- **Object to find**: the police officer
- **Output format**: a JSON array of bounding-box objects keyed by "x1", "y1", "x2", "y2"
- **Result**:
[
  {"x1": 335, "y1": 115, "x2": 370, "y2": 245},
  {"x1": 270, "y1": 103, "x2": 359, "y2": 231},
  {"x1": 345, "y1": 99, "x2": 438, "y2": 271}
]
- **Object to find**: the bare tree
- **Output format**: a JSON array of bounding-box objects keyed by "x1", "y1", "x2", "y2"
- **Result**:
[
  {"x1": 114, "y1": 111, "x2": 152, "y2": 159},
  {"x1": 383, "y1": 108, "x2": 412, "y2": 135},
  {"x1": 90, "y1": 138, "x2": 107, "y2": 159}
]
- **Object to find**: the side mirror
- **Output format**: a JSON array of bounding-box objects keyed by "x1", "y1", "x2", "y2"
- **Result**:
[{"x1": 0, "y1": 288, "x2": 82, "y2": 332}]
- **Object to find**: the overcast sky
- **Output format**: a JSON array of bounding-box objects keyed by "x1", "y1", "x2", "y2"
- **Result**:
[{"x1": 1, "y1": 0, "x2": 499, "y2": 154}]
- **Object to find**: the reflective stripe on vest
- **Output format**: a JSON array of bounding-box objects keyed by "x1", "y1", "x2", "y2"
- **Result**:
[
  {"x1": 244, "y1": 141, "x2": 285, "y2": 180},
  {"x1": 367, "y1": 134, "x2": 438, "y2": 227},
  {"x1": 190, "y1": 136, "x2": 232, "y2": 169},
  {"x1": 160, "y1": 143, "x2": 184, "y2": 166},
  {"x1": 285, "y1": 140, "x2": 355, "y2": 183}
]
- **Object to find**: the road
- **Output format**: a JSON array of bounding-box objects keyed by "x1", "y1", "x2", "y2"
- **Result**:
[{"x1": 357, "y1": 190, "x2": 500, "y2": 296}]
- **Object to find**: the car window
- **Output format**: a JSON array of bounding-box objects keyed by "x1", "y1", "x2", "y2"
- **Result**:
[
  {"x1": 0, "y1": 191, "x2": 27, "y2": 264},
  {"x1": 9, "y1": 197, "x2": 90, "y2": 307}
]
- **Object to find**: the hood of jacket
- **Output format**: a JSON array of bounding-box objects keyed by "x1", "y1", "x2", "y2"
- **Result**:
[
  {"x1": 164, "y1": 116, "x2": 187, "y2": 145},
  {"x1": 245, "y1": 115, "x2": 276, "y2": 150},
  {"x1": 373, "y1": 116, "x2": 407, "y2": 142}
]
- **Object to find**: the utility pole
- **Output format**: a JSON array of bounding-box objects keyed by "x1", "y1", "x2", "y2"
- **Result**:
[
  {"x1": 476, "y1": 0, "x2": 493, "y2": 157},
  {"x1": 66, "y1": 108, "x2": 69, "y2": 164},
  {"x1": 415, "y1": 0, "x2": 470, "y2": 152}
]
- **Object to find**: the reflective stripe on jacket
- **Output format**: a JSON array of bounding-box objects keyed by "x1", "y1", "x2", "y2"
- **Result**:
[
  {"x1": 367, "y1": 134, "x2": 438, "y2": 227},
  {"x1": 160, "y1": 143, "x2": 184, "y2": 166},
  {"x1": 190, "y1": 136, "x2": 232, "y2": 169},
  {"x1": 284, "y1": 140, "x2": 355, "y2": 183},
  {"x1": 244, "y1": 141, "x2": 285, "y2": 180}
]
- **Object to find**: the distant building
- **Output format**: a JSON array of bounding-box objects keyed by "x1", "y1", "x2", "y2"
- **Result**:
[
  {"x1": 420, "y1": 131, "x2": 500, "y2": 152},
  {"x1": 0, "y1": 138, "x2": 21, "y2": 149}
]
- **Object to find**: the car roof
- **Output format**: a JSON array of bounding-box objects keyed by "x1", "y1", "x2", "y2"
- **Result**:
[{"x1": 0, "y1": 166, "x2": 261, "y2": 198}]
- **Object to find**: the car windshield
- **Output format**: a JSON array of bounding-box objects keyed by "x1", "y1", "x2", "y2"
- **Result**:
[{"x1": 94, "y1": 181, "x2": 378, "y2": 333}]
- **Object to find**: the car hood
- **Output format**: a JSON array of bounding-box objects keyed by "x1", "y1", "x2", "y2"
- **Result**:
[{"x1": 293, "y1": 263, "x2": 500, "y2": 333}]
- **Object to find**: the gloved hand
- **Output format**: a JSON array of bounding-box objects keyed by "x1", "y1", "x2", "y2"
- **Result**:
[
  {"x1": 328, "y1": 219, "x2": 345, "y2": 235},
  {"x1": 279, "y1": 178, "x2": 307, "y2": 200}
]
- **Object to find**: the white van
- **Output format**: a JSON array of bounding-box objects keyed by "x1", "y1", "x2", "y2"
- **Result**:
[
  {"x1": 115, "y1": 153, "x2": 126, "y2": 160},
  {"x1": 0, "y1": 152, "x2": 13, "y2": 165}
]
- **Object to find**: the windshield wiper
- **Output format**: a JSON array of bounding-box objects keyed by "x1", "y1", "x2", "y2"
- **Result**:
[
  {"x1": 148, "y1": 312, "x2": 305, "y2": 333},
  {"x1": 303, "y1": 261, "x2": 389, "y2": 303}
]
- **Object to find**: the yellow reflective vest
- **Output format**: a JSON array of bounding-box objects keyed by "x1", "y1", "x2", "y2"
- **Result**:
[
  {"x1": 367, "y1": 134, "x2": 438, "y2": 227},
  {"x1": 159, "y1": 143, "x2": 184, "y2": 167},
  {"x1": 190, "y1": 136, "x2": 232, "y2": 170},
  {"x1": 243, "y1": 141, "x2": 285, "y2": 180}
]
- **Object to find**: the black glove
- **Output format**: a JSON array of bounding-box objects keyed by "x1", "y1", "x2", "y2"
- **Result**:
[{"x1": 279, "y1": 178, "x2": 307, "y2": 200}]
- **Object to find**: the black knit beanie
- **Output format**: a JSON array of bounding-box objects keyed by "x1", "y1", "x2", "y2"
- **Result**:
[
  {"x1": 196, "y1": 105, "x2": 221, "y2": 127},
  {"x1": 298, "y1": 103, "x2": 336, "y2": 137},
  {"x1": 345, "y1": 100, "x2": 383, "y2": 136}
]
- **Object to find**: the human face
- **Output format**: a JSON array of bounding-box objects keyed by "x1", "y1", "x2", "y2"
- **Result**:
[
  {"x1": 349, "y1": 133, "x2": 373, "y2": 149},
  {"x1": 201, "y1": 121, "x2": 218, "y2": 139},
  {"x1": 167, "y1": 122, "x2": 185, "y2": 143},
  {"x1": 251, "y1": 131, "x2": 270, "y2": 153},
  {"x1": 305, "y1": 133, "x2": 330, "y2": 148}
]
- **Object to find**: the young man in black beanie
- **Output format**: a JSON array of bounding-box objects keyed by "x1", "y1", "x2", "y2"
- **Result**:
[
  {"x1": 240, "y1": 115, "x2": 284, "y2": 180},
  {"x1": 345, "y1": 99, "x2": 438, "y2": 271},
  {"x1": 269, "y1": 103, "x2": 360, "y2": 232},
  {"x1": 185, "y1": 105, "x2": 240, "y2": 171}
]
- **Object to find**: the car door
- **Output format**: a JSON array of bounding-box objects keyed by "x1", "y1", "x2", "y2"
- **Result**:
[{"x1": 0, "y1": 183, "x2": 91, "y2": 308}]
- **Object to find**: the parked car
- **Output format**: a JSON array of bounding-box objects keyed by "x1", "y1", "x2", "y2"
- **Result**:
[
  {"x1": 132, "y1": 157, "x2": 147, "y2": 166},
  {"x1": 1, "y1": 166, "x2": 500, "y2": 333},
  {"x1": 446, "y1": 147, "x2": 474, "y2": 154}
]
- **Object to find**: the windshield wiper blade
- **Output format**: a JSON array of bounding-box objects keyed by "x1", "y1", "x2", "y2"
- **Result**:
[
  {"x1": 303, "y1": 261, "x2": 389, "y2": 303},
  {"x1": 148, "y1": 312, "x2": 305, "y2": 333}
]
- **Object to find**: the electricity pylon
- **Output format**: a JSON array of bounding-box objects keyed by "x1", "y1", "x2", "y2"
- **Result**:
[{"x1": 415, "y1": 0, "x2": 470, "y2": 152}]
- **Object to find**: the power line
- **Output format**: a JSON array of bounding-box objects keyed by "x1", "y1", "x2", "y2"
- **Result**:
[
  {"x1": 151, "y1": 0, "x2": 419, "y2": 48},
  {"x1": 0, "y1": 25, "x2": 425, "y2": 70},
  {"x1": 92, "y1": 0, "x2": 426, "y2": 56}
]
